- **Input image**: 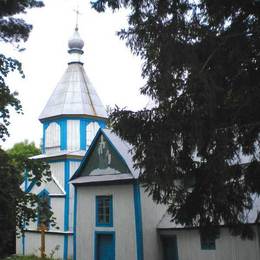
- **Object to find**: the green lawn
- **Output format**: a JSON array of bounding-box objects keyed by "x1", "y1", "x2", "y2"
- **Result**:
[{"x1": 2, "y1": 256, "x2": 58, "y2": 260}]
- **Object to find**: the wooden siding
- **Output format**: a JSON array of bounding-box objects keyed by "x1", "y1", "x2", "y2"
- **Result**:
[
  {"x1": 16, "y1": 232, "x2": 66, "y2": 259},
  {"x1": 50, "y1": 162, "x2": 65, "y2": 190},
  {"x1": 76, "y1": 184, "x2": 137, "y2": 260},
  {"x1": 30, "y1": 179, "x2": 63, "y2": 196},
  {"x1": 70, "y1": 161, "x2": 81, "y2": 179},
  {"x1": 159, "y1": 227, "x2": 260, "y2": 260},
  {"x1": 140, "y1": 187, "x2": 167, "y2": 260},
  {"x1": 49, "y1": 197, "x2": 64, "y2": 232},
  {"x1": 69, "y1": 161, "x2": 81, "y2": 230}
]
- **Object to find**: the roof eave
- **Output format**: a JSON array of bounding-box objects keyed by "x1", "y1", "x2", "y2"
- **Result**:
[{"x1": 39, "y1": 114, "x2": 108, "y2": 123}]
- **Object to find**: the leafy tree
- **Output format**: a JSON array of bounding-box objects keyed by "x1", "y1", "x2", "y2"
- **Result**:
[
  {"x1": 0, "y1": 140, "x2": 54, "y2": 258},
  {"x1": 7, "y1": 141, "x2": 54, "y2": 231},
  {"x1": 92, "y1": 0, "x2": 260, "y2": 238},
  {"x1": 7, "y1": 139, "x2": 40, "y2": 157},
  {"x1": 7, "y1": 139, "x2": 41, "y2": 174}
]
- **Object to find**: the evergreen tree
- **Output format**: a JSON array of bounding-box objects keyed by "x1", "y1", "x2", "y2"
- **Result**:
[{"x1": 92, "y1": 0, "x2": 260, "y2": 238}]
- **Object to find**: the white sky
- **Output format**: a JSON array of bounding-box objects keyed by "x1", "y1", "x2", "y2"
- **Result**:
[{"x1": 1, "y1": 0, "x2": 148, "y2": 149}]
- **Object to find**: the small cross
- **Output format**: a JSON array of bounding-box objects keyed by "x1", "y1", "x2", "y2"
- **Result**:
[
  {"x1": 98, "y1": 135, "x2": 106, "y2": 155},
  {"x1": 73, "y1": 6, "x2": 82, "y2": 30}
]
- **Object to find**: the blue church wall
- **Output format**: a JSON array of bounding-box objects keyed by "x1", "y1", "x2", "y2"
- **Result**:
[
  {"x1": 80, "y1": 118, "x2": 106, "y2": 150},
  {"x1": 60, "y1": 119, "x2": 67, "y2": 150},
  {"x1": 42, "y1": 117, "x2": 106, "y2": 153},
  {"x1": 73, "y1": 186, "x2": 77, "y2": 260},
  {"x1": 39, "y1": 158, "x2": 81, "y2": 260},
  {"x1": 39, "y1": 115, "x2": 106, "y2": 260},
  {"x1": 63, "y1": 159, "x2": 82, "y2": 260},
  {"x1": 133, "y1": 182, "x2": 144, "y2": 260},
  {"x1": 63, "y1": 159, "x2": 69, "y2": 260},
  {"x1": 42, "y1": 119, "x2": 67, "y2": 153}
]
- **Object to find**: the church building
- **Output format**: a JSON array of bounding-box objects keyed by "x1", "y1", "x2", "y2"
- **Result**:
[
  {"x1": 70, "y1": 128, "x2": 167, "y2": 260},
  {"x1": 70, "y1": 128, "x2": 260, "y2": 260},
  {"x1": 16, "y1": 26, "x2": 260, "y2": 260},
  {"x1": 16, "y1": 27, "x2": 107, "y2": 259}
]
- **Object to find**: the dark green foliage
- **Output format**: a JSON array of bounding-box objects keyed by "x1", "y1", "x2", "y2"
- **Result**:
[
  {"x1": 6, "y1": 141, "x2": 53, "y2": 226},
  {"x1": 105, "y1": 105, "x2": 113, "y2": 129},
  {"x1": 37, "y1": 190, "x2": 51, "y2": 228},
  {"x1": 0, "y1": 148, "x2": 19, "y2": 257},
  {"x1": 92, "y1": 0, "x2": 260, "y2": 238},
  {"x1": 0, "y1": 0, "x2": 43, "y2": 43},
  {"x1": 0, "y1": 54, "x2": 23, "y2": 141},
  {"x1": 0, "y1": 141, "x2": 53, "y2": 258}
]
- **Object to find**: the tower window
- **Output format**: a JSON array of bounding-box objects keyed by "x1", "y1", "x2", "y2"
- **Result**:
[
  {"x1": 96, "y1": 195, "x2": 113, "y2": 227},
  {"x1": 86, "y1": 122, "x2": 100, "y2": 146},
  {"x1": 45, "y1": 122, "x2": 60, "y2": 153},
  {"x1": 200, "y1": 233, "x2": 216, "y2": 250}
]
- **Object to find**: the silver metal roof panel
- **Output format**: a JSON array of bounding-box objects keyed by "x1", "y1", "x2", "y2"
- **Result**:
[
  {"x1": 157, "y1": 194, "x2": 260, "y2": 229},
  {"x1": 70, "y1": 173, "x2": 134, "y2": 185},
  {"x1": 39, "y1": 63, "x2": 107, "y2": 121},
  {"x1": 30, "y1": 150, "x2": 86, "y2": 160}
]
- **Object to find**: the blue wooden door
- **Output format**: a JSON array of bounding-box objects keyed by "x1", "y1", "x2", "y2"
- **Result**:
[
  {"x1": 96, "y1": 234, "x2": 115, "y2": 260},
  {"x1": 162, "y1": 236, "x2": 179, "y2": 260}
]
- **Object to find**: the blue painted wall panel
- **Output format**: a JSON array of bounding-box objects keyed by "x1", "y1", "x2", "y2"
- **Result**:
[
  {"x1": 133, "y1": 182, "x2": 144, "y2": 260},
  {"x1": 63, "y1": 160, "x2": 70, "y2": 260},
  {"x1": 60, "y1": 119, "x2": 67, "y2": 150},
  {"x1": 73, "y1": 186, "x2": 78, "y2": 260}
]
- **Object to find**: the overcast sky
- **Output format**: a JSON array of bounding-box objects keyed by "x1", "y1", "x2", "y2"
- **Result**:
[{"x1": 1, "y1": 0, "x2": 148, "y2": 149}]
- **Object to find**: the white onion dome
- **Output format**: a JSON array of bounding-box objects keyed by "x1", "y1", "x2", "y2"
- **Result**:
[{"x1": 68, "y1": 28, "x2": 84, "y2": 50}]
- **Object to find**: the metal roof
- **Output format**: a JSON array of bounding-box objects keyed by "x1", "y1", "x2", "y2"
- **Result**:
[
  {"x1": 157, "y1": 194, "x2": 260, "y2": 229},
  {"x1": 30, "y1": 150, "x2": 86, "y2": 160},
  {"x1": 70, "y1": 173, "x2": 134, "y2": 185},
  {"x1": 39, "y1": 62, "x2": 107, "y2": 121}
]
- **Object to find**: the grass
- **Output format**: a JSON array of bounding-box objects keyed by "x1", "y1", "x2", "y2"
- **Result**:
[{"x1": 2, "y1": 256, "x2": 58, "y2": 260}]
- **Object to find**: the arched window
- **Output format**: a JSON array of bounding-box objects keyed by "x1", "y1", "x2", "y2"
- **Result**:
[
  {"x1": 67, "y1": 120, "x2": 80, "y2": 151},
  {"x1": 37, "y1": 190, "x2": 51, "y2": 229},
  {"x1": 45, "y1": 122, "x2": 60, "y2": 153},
  {"x1": 86, "y1": 122, "x2": 100, "y2": 146}
]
